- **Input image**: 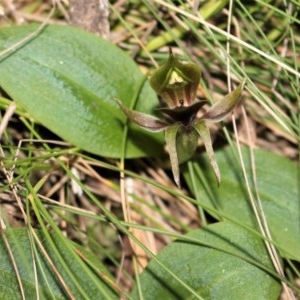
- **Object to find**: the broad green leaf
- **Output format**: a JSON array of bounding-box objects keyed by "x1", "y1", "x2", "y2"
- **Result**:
[
  {"x1": 0, "y1": 24, "x2": 163, "y2": 158},
  {"x1": 0, "y1": 228, "x2": 118, "y2": 299},
  {"x1": 131, "y1": 222, "x2": 281, "y2": 299},
  {"x1": 184, "y1": 146, "x2": 300, "y2": 260}
]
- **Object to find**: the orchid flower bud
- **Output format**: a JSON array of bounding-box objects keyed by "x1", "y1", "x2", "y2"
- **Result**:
[{"x1": 149, "y1": 49, "x2": 201, "y2": 108}]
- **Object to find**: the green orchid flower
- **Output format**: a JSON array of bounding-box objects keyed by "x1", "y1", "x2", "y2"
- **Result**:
[{"x1": 118, "y1": 50, "x2": 246, "y2": 187}]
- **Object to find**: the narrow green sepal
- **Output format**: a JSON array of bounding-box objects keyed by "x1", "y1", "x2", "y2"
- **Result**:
[
  {"x1": 165, "y1": 125, "x2": 181, "y2": 187},
  {"x1": 193, "y1": 120, "x2": 221, "y2": 185},
  {"x1": 117, "y1": 100, "x2": 169, "y2": 132},
  {"x1": 202, "y1": 79, "x2": 246, "y2": 122}
]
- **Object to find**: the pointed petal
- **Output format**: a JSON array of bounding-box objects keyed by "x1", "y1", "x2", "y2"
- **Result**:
[
  {"x1": 202, "y1": 79, "x2": 246, "y2": 122},
  {"x1": 117, "y1": 101, "x2": 169, "y2": 132},
  {"x1": 193, "y1": 121, "x2": 221, "y2": 185},
  {"x1": 165, "y1": 126, "x2": 181, "y2": 187}
]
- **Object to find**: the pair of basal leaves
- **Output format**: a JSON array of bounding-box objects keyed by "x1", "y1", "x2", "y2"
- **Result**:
[{"x1": 118, "y1": 50, "x2": 246, "y2": 187}]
